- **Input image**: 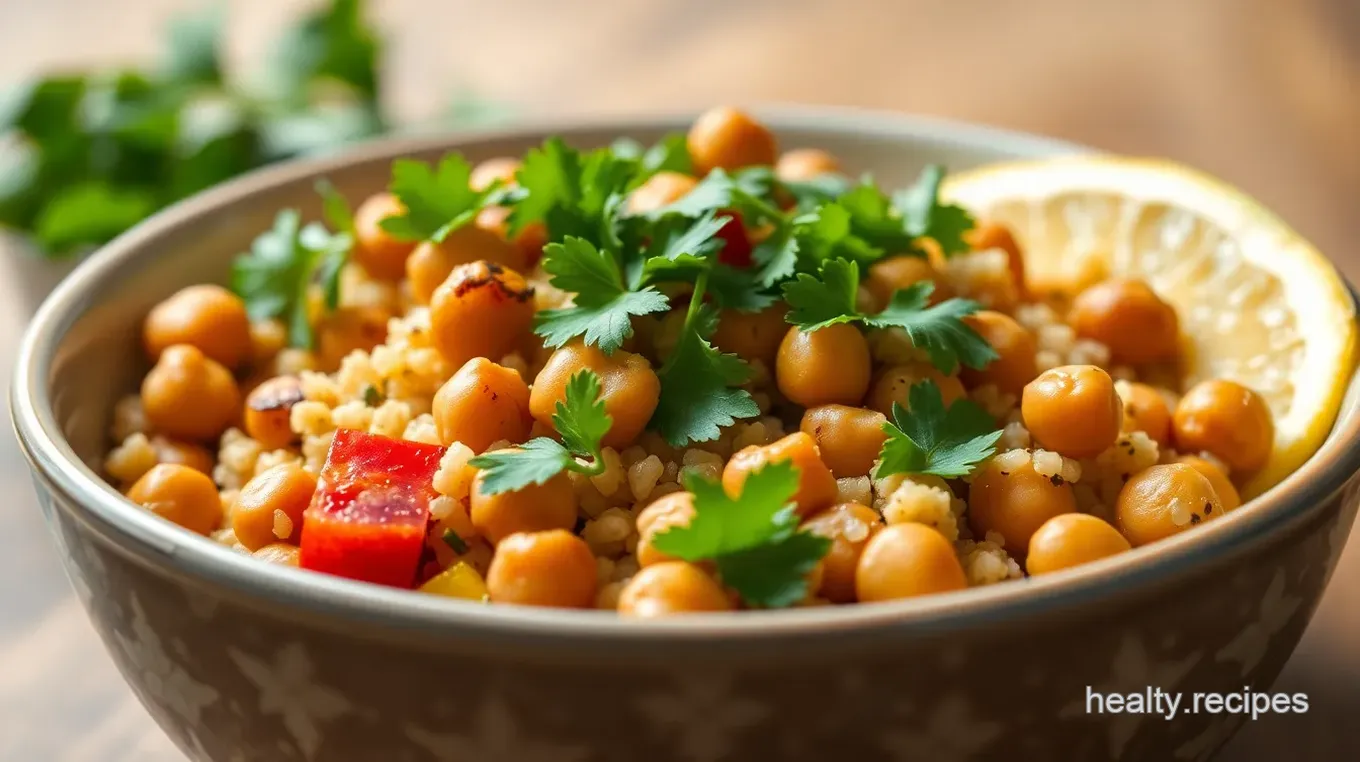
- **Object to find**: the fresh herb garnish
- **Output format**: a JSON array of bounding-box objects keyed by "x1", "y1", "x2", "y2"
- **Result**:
[
  {"x1": 533, "y1": 236, "x2": 670, "y2": 354},
  {"x1": 378, "y1": 153, "x2": 498, "y2": 242},
  {"x1": 876, "y1": 380, "x2": 1003, "y2": 479},
  {"x1": 361, "y1": 383, "x2": 383, "y2": 407},
  {"x1": 894, "y1": 165, "x2": 976, "y2": 257},
  {"x1": 781, "y1": 258, "x2": 997, "y2": 374},
  {"x1": 468, "y1": 369, "x2": 612, "y2": 495},
  {"x1": 508, "y1": 137, "x2": 637, "y2": 246},
  {"x1": 650, "y1": 302, "x2": 760, "y2": 447},
  {"x1": 441, "y1": 528, "x2": 469, "y2": 555},
  {"x1": 651, "y1": 461, "x2": 831, "y2": 608}
]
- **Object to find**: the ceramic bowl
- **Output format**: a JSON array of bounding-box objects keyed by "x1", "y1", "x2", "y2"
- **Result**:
[{"x1": 12, "y1": 108, "x2": 1360, "y2": 762}]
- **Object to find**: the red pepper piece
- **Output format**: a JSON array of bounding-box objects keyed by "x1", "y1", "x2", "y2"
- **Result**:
[
  {"x1": 299, "y1": 429, "x2": 445, "y2": 588},
  {"x1": 716, "y1": 210, "x2": 753, "y2": 268}
]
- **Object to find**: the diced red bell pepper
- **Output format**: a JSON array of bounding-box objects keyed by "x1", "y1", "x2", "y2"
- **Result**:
[
  {"x1": 299, "y1": 429, "x2": 445, "y2": 588},
  {"x1": 716, "y1": 210, "x2": 753, "y2": 268}
]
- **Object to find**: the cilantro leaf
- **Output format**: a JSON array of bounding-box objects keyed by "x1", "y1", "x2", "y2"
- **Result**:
[
  {"x1": 864, "y1": 283, "x2": 996, "y2": 373},
  {"x1": 838, "y1": 181, "x2": 916, "y2": 254},
  {"x1": 613, "y1": 132, "x2": 692, "y2": 184},
  {"x1": 316, "y1": 178, "x2": 355, "y2": 236},
  {"x1": 894, "y1": 165, "x2": 975, "y2": 257},
  {"x1": 781, "y1": 173, "x2": 851, "y2": 211},
  {"x1": 645, "y1": 168, "x2": 782, "y2": 226},
  {"x1": 160, "y1": 5, "x2": 224, "y2": 86},
  {"x1": 750, "y1": 228, "x2": 799, "y2": 287},
  {"x1": 468, "y1": 438, "x2": 577, "y2": 495},
  {"x1": 651, "y1": 461, "x2": 831, "y2": 608},
  {"x1": 650, "y1": 304, "x2": 759, "y2": 446},
  {"x1": 534, "y1": 237, "x2": 669, "y2": 354},
  {"x1": 378, "y1": 154, "x2": 486, "y2": 242},
  {"x1": 509, "y1": 137, "x2": 635, "y2": 245},
  {"x1": 32, "y1": 182, "x2": 157, "y2": 252},
  {"x1": 265, "y1": 0, "x2": 381, "y2": 102},
  {"x1": 781, "y1": 258, "x2": 861, "y2": 331},
  {"x1": 877, "y1": 381, "x2": 1003, "y2": 479},
  {"x1": 554, "y1": 370, "x2": 613, "y2": 459},
  {"x1": 230, "y1": 209, "x2": 350, "y2": 348}
]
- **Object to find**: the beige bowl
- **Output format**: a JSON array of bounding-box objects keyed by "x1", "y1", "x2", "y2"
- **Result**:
[{"x1": 12, "y1": 108, "x2": 1360, "y2": 762}]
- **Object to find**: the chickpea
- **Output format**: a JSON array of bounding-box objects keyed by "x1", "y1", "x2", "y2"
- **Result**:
[
  {"x1": 627, "y1": 171, "x2": 698, "y2": 214},
  {"x1": 1116, "y1": 463, "x2": 1224, "y2": 546},
  {"x1": 231, "y1": 463, "x2": 317, "y2": 551},
  {"x1": 141, "y1": 344, "x2": 241, "y2": 442},
  {"x1": 244, "y1": 375, "x2": 304, "y2": 450},
  {"x1": 711, "y1": 303, "x2": 789, "y2": 367},
  {"x1": 148, "y1": 436, "x2": 214, "y2": 475},
  {"x1": 143, "y1": 284, "x2": 252, "y2": 369},
  {"x1": 967, "y1": 457, "x2": 1078, "y2": 553},
  {"x1": 407, "y1": 226, "x2": 524, "y2": 304},
  {"x1": 316, "y1": 305, "x2": 391, "y2": 371},
  {"x1": 1026, "y1": 514, "x2": 1131, "y2": 575},
  {"x1": 530, "y1": 341, "x2": 660, "y2": 449},
  {"x1": 352, "y1": 193, "x2": 417, "y2": 281},
  {"x1": 776, "y1": 323, "x2": 872, "y2": 407},
  {"x1": 855, "y1": 523, "x2": 967, "y2": 602},
  {"x1": 687, "y1": 106, "x2": 777, "y2": 176},
  {"x1": 775, "y1": 149, "x2": 841, "y2": 182},
  {"x1": 799, "y1": 405, "x2": 887, "y2": 478},
  {"x1": 636, "y1": 491, "x2": 695, "y2": 567},
  {"x1": 433, "y1": 358, "x2": 533, "y2": 453},
  {"x1": 618, "y1": 562, "x2": 734, "y2": 616},
  {"x1": 126, "y1": 463, "x2": 223, "y2": 535},
  {"x1": 473, "y1": 205, "x2": 547, "y2": 269},
  {"x1": 429, "y1": 261, "x2": 536, "y2": 369},
  {"x1": 1176, "y1": 455, "x2": 1241, "y2": 512},
  {"x1": 1070, "y1": 278, "x2": 1180, "y2": 364},
  {"x1": 867, "y1": 364, "x2": 967, "y2": 417},
  {"x1": 1173, "y1": 379, "x2": 1274, "y2": 474},
  {"x1": 1118, "y1": 381, "x2": 1173, "y2": 447},
  {"x1": 470, "y1": 157, "x2": 521, "y2": 191},
  {"x1": 959, "y1": 311, "x2": 1038, "y2": 395},
  {"x1": 1021, "y1": 365, "x2": 1123, "y2": 459},
  {"x1": 722, "y1": 432, "x2": 837, "y2": 517},
  {"x1": 470, "y1": 462, "x2": 578, "y2": 545},
  {"x1": 253, "y1": 543, "x2": 301, "y2": 567},
  {"x1": 864, "y1": 256, "x2": 952, "y2": 310},
  {"x1": 802, "y1": 503, "x2": 883, "y2": 603},
  {"x1": 965, "y1": 222, "x2": 1026, "y2": 294},
  {"x1": 486, "y1": 530, "x2": 597, "y2": 608}
]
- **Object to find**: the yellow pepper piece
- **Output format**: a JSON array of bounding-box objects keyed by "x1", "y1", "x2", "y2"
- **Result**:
[{"x1": 418, "y1": 562, "x2": 489, "y2": 601}]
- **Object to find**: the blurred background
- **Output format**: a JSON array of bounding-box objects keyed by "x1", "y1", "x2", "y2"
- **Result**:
[{"x1": 1, "y1": 0, "x2": 1358, "y2": 759}]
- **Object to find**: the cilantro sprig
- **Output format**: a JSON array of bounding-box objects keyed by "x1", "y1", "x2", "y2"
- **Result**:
[
  {"x1": 781, "y1": 258, "x2": 998, "y2": 374},
  {"x1": 876, "y1": 380, "x2": 1003, "y2": 479},
  {"x1": 533, "y1": 236, "x2": 670, "y2": 354},
  {"x1": 895, "y1": 165, "x2": 976, "y2": 257},
  {"x1": 378, "y1": 153, "x2": 500, "y2": 242},
  {"x1": 468, "y1": 369, "x2": 613, "y2": 495},
  {"x1": 651, "y1": 461, "x2": 831, "y2": 608}
]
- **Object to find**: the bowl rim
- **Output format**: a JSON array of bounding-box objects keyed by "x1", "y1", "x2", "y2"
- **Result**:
[{"x1": 12, "y1": 104, "x2": 1360, "y2": 647}]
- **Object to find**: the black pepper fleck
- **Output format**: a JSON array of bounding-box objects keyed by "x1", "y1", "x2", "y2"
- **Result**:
[
  {"x1": 1204, "y1": 501, "x2": 1213, "y2": 515},
  {"x1": 1049, "y1": 474, "x2": 1064, "y2": 486},
  {"x1": 1190, "y1": 513, "x2": 1202, "y2": 525}
]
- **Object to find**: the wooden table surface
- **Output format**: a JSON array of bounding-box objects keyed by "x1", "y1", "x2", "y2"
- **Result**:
[{"x1": 2, "y1": 0, "x2": 1359, "y2": 759}]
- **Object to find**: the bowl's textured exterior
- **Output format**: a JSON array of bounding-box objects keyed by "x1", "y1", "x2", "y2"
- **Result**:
[{"x1": 13, "y1": 108, "x2": 1360, "y2": 762}]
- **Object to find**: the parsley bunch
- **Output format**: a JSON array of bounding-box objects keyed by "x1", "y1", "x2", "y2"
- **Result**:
[
  {"x1": 876, "y1": 380, "x2": 1004, "y2": 479},
  {"x1": 651, "y1": 461, "x2": 831, "y2": 608}
]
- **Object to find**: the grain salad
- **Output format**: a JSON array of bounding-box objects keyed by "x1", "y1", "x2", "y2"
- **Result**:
[{"x1": 106, "y1": 106, "x2": 1284, "y2": 616}]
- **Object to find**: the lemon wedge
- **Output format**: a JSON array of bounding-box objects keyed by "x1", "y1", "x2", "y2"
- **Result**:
[{"x1": 944, "y1": 157, "x2": 1356, "y2": 498}]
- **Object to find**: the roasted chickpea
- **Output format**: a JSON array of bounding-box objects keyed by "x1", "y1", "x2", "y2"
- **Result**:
[
  {"x1": 1021, "y1": 365, "x2": 1123, "y2": 458},
  {"x1": 968, "y1": 457, "x2": 1078, "y2": 553},
  {"x1": 433, "y1": 358, "x2": 533, "y2": 453},
  {"x1": 470, "y1": 157, "x2": 521, "y2": 191},
  {"x1": 1026, "y1": 513, "x2": 1131, "y2": 575},
  {"x1": 430, "y1": 261, "x2": 536, "y2": 369},
  {"x1": 143, "y1": 284, "x2": 251, "y2": 369},
  {"x1": 470, "y1": 462, "x2": 578, "y2": 545},
  {"x1": 1116, "y1": 463, "x2": 1224, "y2": 546},
  {"x1": 141, "y1": 344, "x2": 241, "y2": 442},
  {"x1": 253, "y1": 543, "x2": 301, "y2": 567},
  {"x1": 1176, "y1": 455, "x2": 1241, "y2": 512},
  {"x1": 530, "y1": 341, "x2": 660, "y2": 449},
  {"x1": 867, "y1": 364, "x2": 967, "y2": 417},
  {"x1": 316, "y1": 305, "x2": 391, "y2": 371},
  {"x1": 486, "y1": 530, "x2": 597, "y2": 608},
  {"x1": 1117, "y1": 381, "x2": 1173, "y2": 447},
  {"x1": 774, "y1": 149, "x2": 841, "y2": 182},
  {"x1": 352, "y1": 193, "x2": 417, "y2": 281},
  {"x1": 406, "y1": 226, "x2": 524, "y2": 304},
  {"x1": 802, "y1": 503, "x2": 883, "y2": 603},
  {"x1": 800, "y1": 405, "x2": 887, "y2": 478},
  {"x1": 960, "y1": 311, "x2": 1038, "y2": 395},
  {"x1": 965, "y1": 222, "x2": 1026, "y2": 294},
  {"x1": 1070, "y1": 278, "x2": 1180, "y2": 364},
  {"x1": 722, "y1": 432, "x2": 838, "y2": 517},
  {"x1": 687, "y1": 106, "x2": 777, "y2": 175},
  {"x1": 1173, "y1": 379, "x2": 1274, "y2": 474},
  {"x1": 864, "y1": 256, "x2": 952, "y2": 310},
  {"x1": 636, "y1": 491, "x2": 696, "y2": 567},
  {"x1": 627, "y1": 171, "x2": 698, "y2": 214},
  {"x1": 855, "y1": 523, "x2": 967, "y2": 602},
  {"x1": 776, "y1": 323, "x2": 872, "y2": 407},
  {"x1": 244, "y1": 375, "x2": 304, "y2": 450},
  {"x1": 126, "y1": 463, "x2": 223, "y2": 535},
  {"x1": 231, "y1": 463, "x2": 317, "y2": 551},
  {"x1": 617, "y1": 562, "x2": 733, "y2": 617},
  {"x1": 473, "y1": 205, "x2": 546, "y2": 269},
  {"x1": 711, "y1": 303, "x2": 789, "y2": 367},
  {"x1": 148, "y1": 436, "x2": 214, "y2": 475}
]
